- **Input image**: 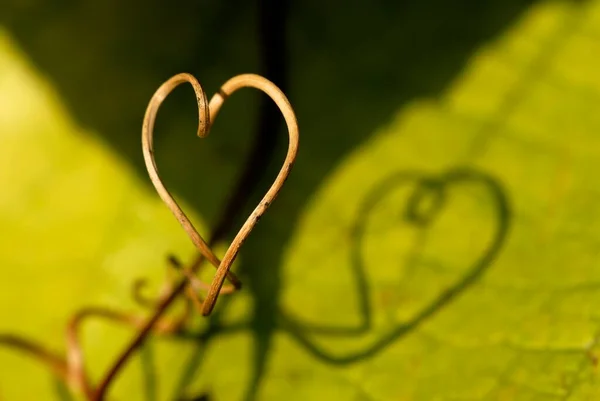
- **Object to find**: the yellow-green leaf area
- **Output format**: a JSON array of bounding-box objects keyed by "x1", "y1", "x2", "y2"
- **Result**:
[{"x1": 2, "y1": 0, "x2": 600, "y2": 400}]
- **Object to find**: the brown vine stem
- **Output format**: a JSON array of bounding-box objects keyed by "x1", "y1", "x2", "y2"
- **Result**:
[
  {"x1": 0, "y1": 256, "x2": 196, "y2": 400},
  {"x1": 0, "y1": 334, "x2": 68, "y2": 382},
  {"x1": 92, "y1": 73, "x2": 298, "y2": 400}
]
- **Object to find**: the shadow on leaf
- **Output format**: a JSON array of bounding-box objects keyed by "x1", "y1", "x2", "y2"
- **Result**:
[{"x1": 279, "y1": 167, "x2": 511, "y2": 363}]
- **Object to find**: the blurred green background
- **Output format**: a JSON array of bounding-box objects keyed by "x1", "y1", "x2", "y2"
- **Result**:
[{"x1": 1, "y1": 0, "x2": 600, "y2": 400}]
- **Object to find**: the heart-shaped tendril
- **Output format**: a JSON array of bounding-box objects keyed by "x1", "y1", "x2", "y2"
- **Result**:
[
  {"x1": 142, "y1": 73, "x2": 299, "y2": 315},
  {"x1": 0, "y1": 73, "x2": 298, "y2": 401}
]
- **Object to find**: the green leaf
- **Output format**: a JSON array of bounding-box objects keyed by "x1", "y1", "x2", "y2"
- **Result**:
[{"x1": 2, "y1": 0, "x2": 600, "y2": 400}]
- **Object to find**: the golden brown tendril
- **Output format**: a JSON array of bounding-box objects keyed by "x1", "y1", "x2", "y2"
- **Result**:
[
  {"x1": 0, "y1": 73, "x2": 298, "y2": 401},
  {"x1": 0, "y1": 334, "x2": 68, "y2": 382},
  {"x1": 66, "y1": 256, "x2": 195, "y2": 397},
  {"x1": 0, "y1": 256, "x2": 195, "y2": 400},
  {"x1": 142, "y1": 72, "x2": 242, "y2": 292},
  {"x1": 141, "y1": 73, "x2": 299, "y2": 316},
  {"x1": 94, "y1": 73, "x2": 298, "y2": 400}
]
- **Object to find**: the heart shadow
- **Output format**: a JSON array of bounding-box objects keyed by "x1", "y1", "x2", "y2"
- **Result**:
[{"x1": 279, "y1": 166, "x2": 511, "y2": 364}]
